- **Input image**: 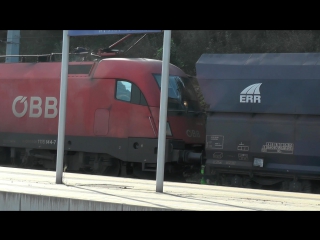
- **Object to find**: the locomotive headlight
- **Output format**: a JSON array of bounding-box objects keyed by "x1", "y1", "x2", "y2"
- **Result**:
[
  {"x1": 253, "y1": 157, "x2": 264, "y2": 167},
  {"x1": 166, "y1": 122, "x2": 172, "y2": 136},
  {"x1": 183, "y1": 101, "x2": 188, "y2": 107}
]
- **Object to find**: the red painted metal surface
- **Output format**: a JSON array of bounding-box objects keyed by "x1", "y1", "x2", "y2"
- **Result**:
[{"x1": 0, "y1": 58, "x2": 205, "y2": 145}]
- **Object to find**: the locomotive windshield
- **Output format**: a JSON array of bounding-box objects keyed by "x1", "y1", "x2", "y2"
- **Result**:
[{"x1": 153, "y1": 74, "x2": 201, "y2": 112}]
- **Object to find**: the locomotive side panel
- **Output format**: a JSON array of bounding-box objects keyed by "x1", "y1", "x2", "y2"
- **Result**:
[{"x1": 0, "y1": 58, "x2": 206, "y2": 176}]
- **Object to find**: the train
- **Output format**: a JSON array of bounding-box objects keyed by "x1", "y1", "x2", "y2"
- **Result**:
[
  {"x1": 197, "y1": 52, "x2": 320, "y2": 193},
  {"x1": 0, "y1": 46, "x2": 206, "y2": 180},
  {"x1": 2, "y1": 36, "x2": 320, "y2": 194}
]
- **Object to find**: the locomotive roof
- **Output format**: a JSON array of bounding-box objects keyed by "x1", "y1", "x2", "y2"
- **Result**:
[
  {"x1": 99, "y1": 57, "x2": 176, "y2": 67},
  {"x1": 94, "y1": 57, "x2": 187, "y2": 78},
  {"x1": 99, "y1": 58, "x2": 164, "y2": 65},
  {"x1": 101, "y1": 58, "x2": 162, "y2": 62},
  {"x1": 0, "y1": 57, "x2": 187, "y2": 80}
]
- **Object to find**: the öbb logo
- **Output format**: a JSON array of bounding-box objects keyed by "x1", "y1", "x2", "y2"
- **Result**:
[
  {"x1": 12, "y1": 96, "x2": 58, "y2": 118},
  {"x1": 186, "y1": 129, "x2": 200, "y2": 138}
]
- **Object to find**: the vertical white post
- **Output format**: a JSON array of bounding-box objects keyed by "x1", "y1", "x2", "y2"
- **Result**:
[
  {"x1": 56, "y1": 30, "x2": 70, "y2": 184},
  {"x1": 156, "y1": 30, "x2": 171, "y2": 193}
]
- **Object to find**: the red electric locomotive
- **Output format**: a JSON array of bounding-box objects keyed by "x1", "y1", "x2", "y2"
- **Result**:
[{"x1": 0, "y1": 47, "x2": 205, "y2": 179}]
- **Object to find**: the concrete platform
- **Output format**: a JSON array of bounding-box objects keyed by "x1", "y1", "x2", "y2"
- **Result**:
[{"x1": 1, "y1": 166, "x2": 320, "y2": 211}]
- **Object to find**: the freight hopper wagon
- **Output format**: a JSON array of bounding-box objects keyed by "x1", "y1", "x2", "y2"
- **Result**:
[
  {"x1": 197, "y1": 53, "x2": 320, "y2": 193},
  {"x1": 0, "y1": 56, "x2": 205, "y2": 178}
]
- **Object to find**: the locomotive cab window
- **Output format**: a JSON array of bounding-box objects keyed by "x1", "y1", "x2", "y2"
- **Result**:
[
  {"x1": 116, "y1": 80, "x2": 147, "y2": 106},
  {"x1": 153, "y1": 74, "x2": 201, "y2": 112}
]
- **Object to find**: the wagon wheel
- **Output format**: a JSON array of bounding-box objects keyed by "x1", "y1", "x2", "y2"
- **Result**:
[
  {"x1": 243, "y1": 177, "x2": 253, "y2": 188},
  {"x1": 0, "y1": 148, "x2": 10, "y2": 165},
  {"x1": 302, "y1": 180, "x2": 312, "y2": 193},
  {"x1": 102, "y1": 158, "x2": 121, "y2": 177},
  {"x1": 11, "y1": 151, "x2": 22, "y2": 167}
]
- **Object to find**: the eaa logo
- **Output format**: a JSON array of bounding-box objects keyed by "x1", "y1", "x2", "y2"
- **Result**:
[
  {"x1": 240, "y1": 83, "x2": 262, "y2": 103},
  {"x1": 12, "y1": 96, "x2": 58, "y2": 118}
]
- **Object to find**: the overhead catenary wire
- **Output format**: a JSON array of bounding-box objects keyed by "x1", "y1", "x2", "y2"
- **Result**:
[{"x1": 0, "y1": 52, "x2": 89, "y2": 58}]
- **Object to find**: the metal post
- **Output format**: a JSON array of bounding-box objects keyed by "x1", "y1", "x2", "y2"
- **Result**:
[
  {"x1": 156, "y1": 30, "x2": 171, "y2": 193},
  {"x1": 56, "y1": 30, "x2": 70, "y2": 184},
  {"x1": 6, "y1": 30, "x2": 20, "y2": 63}
]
